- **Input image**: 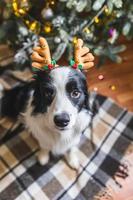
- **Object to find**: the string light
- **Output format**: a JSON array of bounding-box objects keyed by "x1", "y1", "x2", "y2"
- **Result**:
[
  {"x1": 82, "y1": 5, "x2": 107, "y2": 31},
  {"x1": 73, "y1": 37, "x2": 78, "y2": 44},
  {"x1": 48, "y1": 0, "x2": 56, "y2": 6},
  {"x1": 44, "y1": 22, "x2": 52, "y2": 33},
  {"x1": 83, "y1": 27, "x2": 91, "y2": 34},
  {"x1": 25, "y1": 20, "x2": 40, "y2": 33},
  {"x1": 94, "y1": 16, "x2": 99, "y2": 23},
  {"x1": 51, "y1": 1, "x2": 55, "y2": 5},
  {"x1": 104, "y1": 6, "x2": 109, "y2": 14}
]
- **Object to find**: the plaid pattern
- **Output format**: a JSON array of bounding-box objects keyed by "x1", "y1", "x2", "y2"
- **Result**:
[{"x1": 0, "y1": 71, "x2": 133, "y2": 200}]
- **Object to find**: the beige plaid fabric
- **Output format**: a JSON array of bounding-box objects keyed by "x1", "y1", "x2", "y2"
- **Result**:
[{"x1": 0, "y1": 70, "x2": 133, "y2": 200}]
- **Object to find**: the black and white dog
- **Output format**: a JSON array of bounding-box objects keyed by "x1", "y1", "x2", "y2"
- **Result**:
[{"x1": 1, "y1": 67, "x2": 92, "y2": 169}]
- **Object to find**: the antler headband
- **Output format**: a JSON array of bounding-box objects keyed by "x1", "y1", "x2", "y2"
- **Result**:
[{"x1": 31, "y1": 37, "x2": 94, "y2": 73}]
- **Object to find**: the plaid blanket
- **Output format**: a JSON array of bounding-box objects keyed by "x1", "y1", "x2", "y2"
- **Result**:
[{"x1": 0, "y1": 70, "x2": 133, "y2": 200}]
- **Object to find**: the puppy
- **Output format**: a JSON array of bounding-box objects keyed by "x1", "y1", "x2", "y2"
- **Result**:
[{"x1": 24, "y1": 67, "x2": 91, "y2": 169}]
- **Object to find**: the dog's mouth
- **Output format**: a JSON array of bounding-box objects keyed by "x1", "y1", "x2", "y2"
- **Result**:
[{"x1": 54, "y1": 126, "x2": 69, "y2": 131}]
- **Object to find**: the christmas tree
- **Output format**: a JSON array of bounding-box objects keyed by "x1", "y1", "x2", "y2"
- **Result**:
[{"x1": 0, "y1": 0, "x2": 132, "y2": 68}]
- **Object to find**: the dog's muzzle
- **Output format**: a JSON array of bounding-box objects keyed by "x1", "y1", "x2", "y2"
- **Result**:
[{"x1": 54, "y1": 112, "x2": 70, "y2": 128}]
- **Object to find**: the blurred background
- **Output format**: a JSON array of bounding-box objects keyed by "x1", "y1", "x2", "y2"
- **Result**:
[{"x1": 0, "y1": 0, "x2": 133, "y2": 111}]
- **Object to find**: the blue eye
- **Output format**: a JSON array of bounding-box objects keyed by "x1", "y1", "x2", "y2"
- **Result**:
[{"x1": 71, "y1": 90, "x2": 81, "y2": 98}]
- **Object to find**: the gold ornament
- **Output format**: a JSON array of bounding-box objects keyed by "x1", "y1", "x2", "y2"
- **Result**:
[
  {"x1": 12, "y1": 0, "x2": 30, "y2": 17},
  {"x1": 44, "y1": 22, "x2": 52, "y2": 33},
  {"x1": 73, "y1": 37, "x2": 78, "y2": 45},
  {"x1": 94, "y1": 17, "x2": 99, "y2": 23}
]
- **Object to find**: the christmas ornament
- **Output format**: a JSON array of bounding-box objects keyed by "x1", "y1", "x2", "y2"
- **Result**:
[
  {"x1": 41, "y1": 7, "x2": 53, "y2": 20},
  {"x1": 44, "y1": 22, "x2": 52, "y2": 33},
  {"x1": 12, "y1": 0, "x2": 30, "y2": 17},
  {"x1": 54, "y1": 37, "x2": 61, "y2": 44},
  {"x1": 98, "y1": 74, "x2": 104, "y2": 80}
]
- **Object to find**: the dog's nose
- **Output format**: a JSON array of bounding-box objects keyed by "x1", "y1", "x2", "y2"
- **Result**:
[{"x1": 54, "y1": 113, "x2": 70, "y2": 128}]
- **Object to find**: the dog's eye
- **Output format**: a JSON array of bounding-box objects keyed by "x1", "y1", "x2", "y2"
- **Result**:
[{"x1": 71, "y1": 90, "x2": 81, "y2": 98}]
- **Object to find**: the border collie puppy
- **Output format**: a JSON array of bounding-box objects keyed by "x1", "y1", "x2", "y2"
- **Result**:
[
  {"x1": 1, "y1": 67, "x2": 91, "y2": 169},
  {"x1": 24, "y1": 67, "x2": 91, "y2": 169}
]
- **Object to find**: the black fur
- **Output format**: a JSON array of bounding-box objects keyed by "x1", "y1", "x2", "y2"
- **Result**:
[
  {"x1": 1, "y1": 82, "x2": 33, "y2": 118},
  {"x1": 32, "y1": 70, "x2": 56, "y2": 114}
]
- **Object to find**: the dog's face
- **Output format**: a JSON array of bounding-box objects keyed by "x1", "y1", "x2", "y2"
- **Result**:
[{"x1": 32, "y1": 67, "x2": 89, "y2": 131}]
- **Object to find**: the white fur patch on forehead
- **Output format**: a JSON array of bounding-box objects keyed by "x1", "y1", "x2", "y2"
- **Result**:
[{"x1": 50, "y1": 67, "x2": 71, "y2": 88}]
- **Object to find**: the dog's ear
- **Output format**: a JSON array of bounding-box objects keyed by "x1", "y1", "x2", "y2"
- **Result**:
[
  {"x1": 32, "y1": 79, "x2": 47, "y2": 114},
  {"x1": 32, "y1": 71, "x2": 52, "y2": 114}
]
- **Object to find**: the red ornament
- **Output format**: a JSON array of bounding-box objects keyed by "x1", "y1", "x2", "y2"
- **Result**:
[
  {"x1": 48, "y1": 64, "x2": 53, "y2": 70},
  {"x1": 72, "y1": 64, "x2": 78, "y2": 69}
]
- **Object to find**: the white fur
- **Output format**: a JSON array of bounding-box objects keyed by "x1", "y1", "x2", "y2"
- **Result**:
[{"x1": 24, "y1": 68, "x2": 91, "y2": 169}]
